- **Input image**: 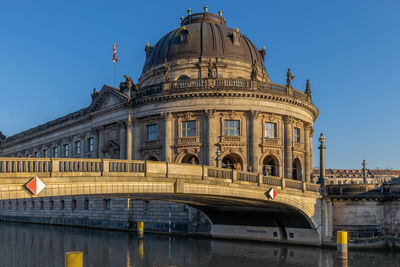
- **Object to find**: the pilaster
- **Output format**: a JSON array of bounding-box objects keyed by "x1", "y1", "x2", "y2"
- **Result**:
[
  {"x1": 304, "y1": 123, "x2": 312, "y2": 183},
  {"x1": 161, "y1": 112, "x2": 173, "y2": 162},
  {"x1": 249, "y1": 111, "x2": 261, "y2": 172},
  {"x1": 119, "y1": 121, "x2": 127, "y2": 159},
  {"x1": 205, "y1": 109, "x2": 217, "y2": 166},
  {"x1": 126, "y1": 109, "x2": 134, "y2": 160},
  {"x1": 283, "y1": 116, "x2": 293, "y2": 179}
]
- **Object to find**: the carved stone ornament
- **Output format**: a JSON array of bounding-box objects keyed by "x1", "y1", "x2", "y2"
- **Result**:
[
  {"x1": 227, "y1": 110, "x2": 238, "y2": 119},
  {"x1": 161, "y1": 112, "x2": 173, "y2": 121},
  {"x1": 264, "y1": 113, "x2": 277, "y2": 122},
  {"x1": 251, "y1": 62, "x2": 258, "y2": 81},
  {"x1": 284, "y1": 116, "x2": 294, "y2": 125},
  {"x1": 183, "y1": 112, "x2": 195, "y2": 121},
  {"x1": 164, "y1": 62, "x2": 170, "y2": 82},
  {"x1": 205, "y1": 109, "x2": 216, "y2": 118},
  {"x1": 249, "y1": 110, "x2": 260, "y2": 120}
]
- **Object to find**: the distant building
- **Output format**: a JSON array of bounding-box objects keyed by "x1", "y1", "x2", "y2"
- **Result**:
[{"x1": 312, "y1": 168, "x2": 400, "y2": 184}]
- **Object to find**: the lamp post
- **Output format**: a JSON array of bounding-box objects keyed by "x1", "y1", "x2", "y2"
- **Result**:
[
  {"x1": 216, "y1": 148, "x2": 221, "y2": 167},
  {"x1": 318, "y1": 133, "x2": 326, "y2": 186},
  {"x1": 362, "y1": 160, "x2": 367, "y2": 184}
]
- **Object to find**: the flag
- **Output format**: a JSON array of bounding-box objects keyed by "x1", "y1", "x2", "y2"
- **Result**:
[{"x1": 113, "y1": 42, "x2": 118, "y2": 63}]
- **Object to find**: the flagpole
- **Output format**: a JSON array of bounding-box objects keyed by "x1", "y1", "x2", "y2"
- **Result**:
[{"x1": 114, "y1": 61, "x2": 116, "y2": 87}]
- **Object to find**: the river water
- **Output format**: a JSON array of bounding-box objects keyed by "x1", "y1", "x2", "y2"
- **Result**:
[{"x1": 0, "y1": 222, "x2": 398, "y2": 267}]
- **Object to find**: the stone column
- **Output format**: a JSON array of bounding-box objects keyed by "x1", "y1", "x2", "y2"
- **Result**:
[
  {"x1": 304, "y1": 123, "x2": 312, "y2": 183},
  {"x1": 283, "y1": 116, "x2": 294, "y2": 179},
  {"x1": 98, "y1": 127, "x2": 104, "y2": 158},
  {"x1": 80, "y1": 133, "x2": 86, "y2": 158},
  {"x1": 133, "y1": 119, "x2": 141, "y2": 160},
  {"x1": 318, "y1": 133, "x2": 326, "y2": 185},
  {"x1": 119, "y1": 121, "x2": 126, "y2": 159},
  {"x1": 205, "y1": 110, "x2": 217, "y2": 166},
  {"x1": 126, "y1": 109, "x2": 134, "y2": 160},
  {"x1": 249, "y1": 111, "x2": 261, "y2": 172},
  {"x1": 161, "y1": 112, "x2": 173, "y2": 162}
]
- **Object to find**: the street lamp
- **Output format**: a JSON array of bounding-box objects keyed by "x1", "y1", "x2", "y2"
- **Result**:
[{"x1": 216, "y1": 148, "x2": 221, "y2": 167}]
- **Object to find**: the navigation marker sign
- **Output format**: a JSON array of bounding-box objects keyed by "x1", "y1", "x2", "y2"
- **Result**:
[
  {"x1": 267, "y1": 188, "x2": 277, "y2": 199},
  {"x1": 25, "y1": 176, "x2": 46, "y2": 195}
]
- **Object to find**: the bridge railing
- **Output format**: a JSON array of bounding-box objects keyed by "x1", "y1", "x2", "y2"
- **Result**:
[
  {"x1": 0, "y1": 157, "x2": 321, "y2": 194},
  {"x1": 0, "y1": 158, "x2": 51, "y2": 173}
]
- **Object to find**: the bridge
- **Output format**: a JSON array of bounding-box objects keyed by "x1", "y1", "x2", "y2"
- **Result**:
[{"x1": 0, "y1": 157, "x2": 324, "y2": 245}]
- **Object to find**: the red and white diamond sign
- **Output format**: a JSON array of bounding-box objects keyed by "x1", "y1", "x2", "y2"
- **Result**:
[
  {"x1": 267, "y1": 188, "x2": 277, "y2": 199},
  {"x1": 25, "y1": 176, "x2": 46, "y2": 195}
]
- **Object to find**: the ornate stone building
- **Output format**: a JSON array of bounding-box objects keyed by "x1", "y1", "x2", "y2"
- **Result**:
[{"x1": 0, "y1": 8, "x2": 318, "y2": 182}]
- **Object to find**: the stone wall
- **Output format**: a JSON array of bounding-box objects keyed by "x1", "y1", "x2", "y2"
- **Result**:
[
  {"x1": 0, "y1": 197, "x2": 211, "y2": 235},
  {"x1": 329, "y1": 199, "x2": 400, "y2": 247}
]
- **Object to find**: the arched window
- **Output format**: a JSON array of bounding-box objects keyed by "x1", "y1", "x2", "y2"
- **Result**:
[
  {"x1": 181, "y1": 154, "x2": 199, "y2": 165},
  {"x1": 263, "y1": 156, "x2": 278, "y2": 176},
  {"x1": 221, "y1": 154, "x2": 243, "y2": 170},
  {"x1": 177, "y1": 75, "x2": 190, "y2": 80},
  {"x1": 292, "y1": 159, "x2": 302, "y2": 180},
  {"x1": 146, "y1": 156, "x2": 158, "y2": 161}
]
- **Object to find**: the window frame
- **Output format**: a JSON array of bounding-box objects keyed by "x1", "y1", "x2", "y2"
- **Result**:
[
  {"x1": 63, "y1": 144, "x2": 69, "y2": 157},
  {"x1": 181, "y1": 120, "x2": 197, "y2": 137},
  {"x1": 147, "y1": 124, "x2": 158, "y2": 141},
  {"x1": 88, "y1": 137, "x2": 94, "y2": 152},
  {"x1": 264, "y1": 122, "x2": 277, "y2": 138},
  {"x1": 224, "y1": 120, "x2": 240, "y2": 136},
  {"x1": 294, "y1": 127, "x2": 301, "y2": 143},
  {"x1": 75, "y1": 140, "x2": 81, "y2": 155}
]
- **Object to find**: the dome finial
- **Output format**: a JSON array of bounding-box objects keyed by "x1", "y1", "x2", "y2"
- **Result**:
[
  {"x1": 218, "y1": 9, "x2": 223, "y2": 17},
  {"x1": 187, "y1": 8, "x2": 192, "y2": 15},
  {"x1": 204, "y1": 5, "x2": 208, "y2": 13}
]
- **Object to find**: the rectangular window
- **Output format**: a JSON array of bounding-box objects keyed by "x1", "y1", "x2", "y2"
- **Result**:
[
  {"x1": 75, "y1": 141, "x2": 81, "y2": 155},
  {"x1": 64, "y1": 144, "x2": 69, "y2": 157},
  {"x1": 34, "y1": 152, "x2": 39, "y2": 158},
  {"x1": 147, "y1": 124, "x2": 158, "y2": 141},
  {"x1": 43, "y1": 149, "x2": 48, "y2": 158},
  {"x1": 182, "y1": 121, "x2": 197, "y2": 137},
  {"x1": 294, "y1": 127, "x2": 300, "y2": 143},
  {"x1": 224, "y1": 120, "x2": 240, "y2": 136},
  {"x1": 53, "y1": 147, "x2": 59, "y2": 158},
  {"x1": 264, "y1": 122, "x2": 277, "y2": 138},
  {"x1": 103, "y1": 199, "x2": 111, "y2": 210},
  {"x1": 88, "y1": 138, "x2": 94, "y2": 152}
]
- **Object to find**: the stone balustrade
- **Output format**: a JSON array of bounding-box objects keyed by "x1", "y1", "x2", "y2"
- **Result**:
[
  {"x1": 0, "y1": 157, "x2": 321, "y2": 193},
  {"x1": 138, "y1": 78, "x2": 310, "y2": 102}
]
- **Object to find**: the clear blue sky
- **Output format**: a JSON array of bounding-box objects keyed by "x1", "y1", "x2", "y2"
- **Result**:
[{"x1": 1, "y1": 0, "x2": 399, "y2": 169}]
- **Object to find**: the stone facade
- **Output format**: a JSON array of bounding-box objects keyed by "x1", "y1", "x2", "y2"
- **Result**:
[{"x1": 0, "y1": 10, "x2": 318, "y2": 183}]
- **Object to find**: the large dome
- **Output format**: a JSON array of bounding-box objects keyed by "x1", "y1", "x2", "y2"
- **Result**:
[{"x1": 142, "y1": 11, "x2": 265, "y2": 73}]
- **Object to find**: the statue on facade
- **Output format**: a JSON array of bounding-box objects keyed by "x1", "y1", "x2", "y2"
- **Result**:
[
  {"x1": 207, "y1": 60, "x2": 215, "y2": 78},
  {"x1": 286, "y1": 68, "x2": 294, "y2": 88},
  {"x1": 305, "y1": 79, "x2": 312, "y2": 99},
  {"x1": 251, "y1": 62, "x2": 258, "y2": 80},
  {"x1": 0, "y1": 131, "x2": 5, "y2": 143},
  {"x1": 164, "y1": 62, "x2": 170, "y2": 82},
  {"x1": 91, "y1": 88, "x2": 98, "y2": 100}
]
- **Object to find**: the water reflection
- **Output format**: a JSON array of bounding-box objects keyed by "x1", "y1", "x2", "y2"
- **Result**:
[{"x1": 0, "y1": 222, "x2": 398, "y2": 267}]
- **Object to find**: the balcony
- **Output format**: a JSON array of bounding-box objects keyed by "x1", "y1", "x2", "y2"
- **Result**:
[
  {"x1": 177, "y1": 136, "x2": 200, "y2": 145},
  {"x1": 221, "y1": 136, "x2": 241, "y2": 142}
]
